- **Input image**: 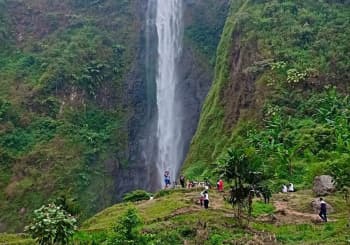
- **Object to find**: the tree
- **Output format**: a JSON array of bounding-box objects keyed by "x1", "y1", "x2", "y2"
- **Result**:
[
  {"x1": 107, "y1": 207, "x2": 149, "y2": 245},
  {"x1": 25, "y1": 203, "x2": 77, "y2": 245},
  {"x1": 216, "y1": 147, "x2": 266, "y2": 225}
]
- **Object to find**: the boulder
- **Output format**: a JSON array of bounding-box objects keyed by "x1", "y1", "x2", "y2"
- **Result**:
[
  {"x1": 312, "y1": 175, "x2": 336, "y2": 196},
  {"x1": 311, "y1": 198, "x2": 334, "y2": 213}
]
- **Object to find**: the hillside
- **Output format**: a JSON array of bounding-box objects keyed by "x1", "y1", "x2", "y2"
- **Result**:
[
  {"x1": 184, "y1": 0, "x2": 350, "y2": 190},
  {"x1": 0, "y1": 0, "x2": 349, "y2": 241},
  {"x1": 1, "y1": 188, "x2": 349, "y2": 244},
  {"x1": 0, "y1": 0, "x2": 145, "y2": 232},
  {"x1": 0, "y1": 0, "x2": 229, "y2": 232}
]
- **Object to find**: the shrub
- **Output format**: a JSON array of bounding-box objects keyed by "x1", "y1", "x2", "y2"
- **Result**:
[
  {"x1": 123, "y1": 190, "x2": 152, "y2": 202},
  {"x1": 107, "y1": 207, "x2": 148, "y2": 245},
  {"x1": 25, "y1": 203, "x2": 77, "y2": 245}
]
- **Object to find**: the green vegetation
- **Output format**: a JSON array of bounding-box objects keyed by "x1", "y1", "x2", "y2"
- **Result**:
[
  {"x1": 184, "y1": 0, "x2": 350, "y2": 191},
  {"x1": 105, "y1": 207, "x2": 149, "y2": 245},
  {"x1": 253, "y1": 220, "x2": 350, "y2": 244},
  {"x1": 0, "y1": 0, "x2": 137, "y2": 231},
  {"x1": 72, "y1": 188, "x2": 350, "y2": 244},
  {"x1": 1, "y1": 188, "x2": 349, "y2": 244},
  {"x1": 0, "y1": 0, "x2": 349, "y2": 243},
  {"x1": 184, "y1": 0, "x2": 229, "y2": 64},
  {"x1": 123, "y1": 190, "x2": 152, "y2": 203},
  {"x1": 25, "y1": 203, "x2": 77, "y2": 245}
]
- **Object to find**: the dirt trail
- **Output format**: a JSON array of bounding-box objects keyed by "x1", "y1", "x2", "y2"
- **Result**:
[
  {"x1": 271, "y1": 200, "x2": 320, "y2": 224},
  {"x1": 141, "y1": 189, "x2": 326, "y2": 226}
]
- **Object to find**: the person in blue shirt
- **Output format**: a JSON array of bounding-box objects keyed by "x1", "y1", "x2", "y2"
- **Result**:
[{"x1": 164, "y1": 171, "x2": 171, "y2": 189}]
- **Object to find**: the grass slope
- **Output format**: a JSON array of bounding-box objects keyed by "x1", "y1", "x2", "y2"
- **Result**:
[
  {"x1": 3, "y1": 188, "x2": 348, "y2": 244},
  {"x1": 82, "y1": 189, "x2": 350, "y2": 244}
]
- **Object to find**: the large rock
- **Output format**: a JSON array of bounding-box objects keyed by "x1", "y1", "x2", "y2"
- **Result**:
[
  {"x1": 311, "y1": 198, "x2": 334, "y2": 213},
  {"x1": 312, "y1": 175, "x2": 336, "y2": 196}
]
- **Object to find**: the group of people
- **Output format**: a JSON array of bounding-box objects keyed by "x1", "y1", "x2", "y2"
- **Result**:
[
  {"x1": 198, "y1": 179, "x2": 225, "y2": 209},
  {"x1": 164, "y1": 171, "x2": 224, "y2": 192},
  {"x1": 281, "y1": 183, "x2": 294, "y2": 193},
  {"x1": 163, "y1": 171, "x2": 329, "y2": 222},
  {"x1": 163, "y1": 171, "x2": 187, "y2": 189}
]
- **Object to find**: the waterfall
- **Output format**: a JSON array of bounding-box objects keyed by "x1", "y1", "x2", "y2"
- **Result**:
[{"x1": 155, "y1": 0, "x2": 183, "y2": 188}]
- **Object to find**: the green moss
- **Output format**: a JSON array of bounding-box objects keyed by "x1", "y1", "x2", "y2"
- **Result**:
[
  {"x1": 0, "y1": 0, "x2": 137, "y2": 231},
  {"x1": 183, "y1": 0, "x2": 250, "y2": 176},
  {"x1": 184, "y1": 0, "x2": 350, "y2": 187}
]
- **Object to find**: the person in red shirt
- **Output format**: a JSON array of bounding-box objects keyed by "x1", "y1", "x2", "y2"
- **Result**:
[{"x1": 218, "y1": 179, "x2": 224, "y2": 192}]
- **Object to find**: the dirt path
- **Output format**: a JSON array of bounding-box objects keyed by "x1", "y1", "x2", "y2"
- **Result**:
[{"x1": 271, "y1": 200, "x2": 320, "y2": 224}]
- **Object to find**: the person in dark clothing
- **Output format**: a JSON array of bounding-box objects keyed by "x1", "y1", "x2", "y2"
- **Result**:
[
  {"x1": 261, "y1": 186, "x2": 272, "y2": 204},
  {"x1": 180, "y1": 175, "x2": 185, "y2": 188},
  {"x1": 319, "y1": 198, "x2": 327, "y2": 222}
]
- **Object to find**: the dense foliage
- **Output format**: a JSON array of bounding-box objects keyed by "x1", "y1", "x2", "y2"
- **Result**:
[
  {"x1": 107, "y1": 207, "x2": 147, "y2": 245},
  {"x1": 0, "y1": 0, "x2": 136, "y2": 231},
  {"x1": 184, "y1": 0, "x2": 350, "y2": 190},
  {"x1": 25, "y1": 203, "x2": 76, "y2": 245}
]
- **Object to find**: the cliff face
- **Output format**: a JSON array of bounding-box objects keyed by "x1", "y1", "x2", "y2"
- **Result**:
[
  {"x1": 0, "y1": 0, "x2": 228, "y2": 232},
  {"x1": 0, "y1": 0, "x2": 146, "y2": 232},
  {"x1": 184, "y1": 0, "x2": 350, "y2": 183}
]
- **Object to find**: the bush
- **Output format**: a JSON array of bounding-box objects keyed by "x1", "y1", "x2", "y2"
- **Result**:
[
  {"x1": 122, "y1": 190, "x2": 152, "y2": 202},
  {"x1": 25, "y1": 203, "x2": 77, "y2": 245},
  {"x1": 107, "y1": 207, "x2": 148, "y2": 245},
  {"x1": 73, "y1": 231, "x2": 109, "y2": 245}
]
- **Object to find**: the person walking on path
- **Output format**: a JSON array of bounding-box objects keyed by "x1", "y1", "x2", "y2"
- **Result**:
[
  {"x1": 203, "y1": 190, "x2": 209, "y2": 209},
  {"x1": 319, "y1": 198, "x2": 327, "y2": 222}
]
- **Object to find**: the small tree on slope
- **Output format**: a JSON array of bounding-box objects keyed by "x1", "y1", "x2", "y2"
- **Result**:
[{"x1": 25, "y1": 203, "x2": 77, "y2": 245}]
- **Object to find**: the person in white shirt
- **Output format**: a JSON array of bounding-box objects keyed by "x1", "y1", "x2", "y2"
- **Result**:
[
  {"x1": 203, "y1": 190, "x2": 209, "y2": 209},
  {"x1": 288, "y1": 183, "x2": 294, "y2": 192},
  {"x1": 282, "y1": 184, "x2": 288, "y2": 193}
]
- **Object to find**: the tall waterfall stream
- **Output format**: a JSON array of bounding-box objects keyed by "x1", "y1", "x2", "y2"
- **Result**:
[{"x1": 154, "y1": 0, "x2": 184, "y2": 188}]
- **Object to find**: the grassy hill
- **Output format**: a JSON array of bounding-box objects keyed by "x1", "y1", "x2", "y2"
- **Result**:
[{"x1": 1, "y1": 188, "x2": 349, "y2": 244}]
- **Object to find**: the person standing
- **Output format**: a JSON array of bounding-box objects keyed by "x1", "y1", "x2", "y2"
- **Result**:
[
  {"x1": 164, "y1": 171, "x2": 171, "y2": 189},
  {"x1": 203, "y1": 190, "x2": 209, "y2": 209},
  {"x1": 262, "y1": 186, "x2": 272, "y2": 204},
  {"x1": 319, "y1": 198, "x2": 327, "y2": 222},
  {"x1": 218, "y1": 179, "x2": 224, "y2": 192},
  {"x1": 199, "y1": 190, "x2": 204, "y2": 207},
  {"x1": 180, "y1": 175, "x2": 185, "y2": 188},
  {"x1": 288, "y1": 183, "x2": 294, "y2": 192}
]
